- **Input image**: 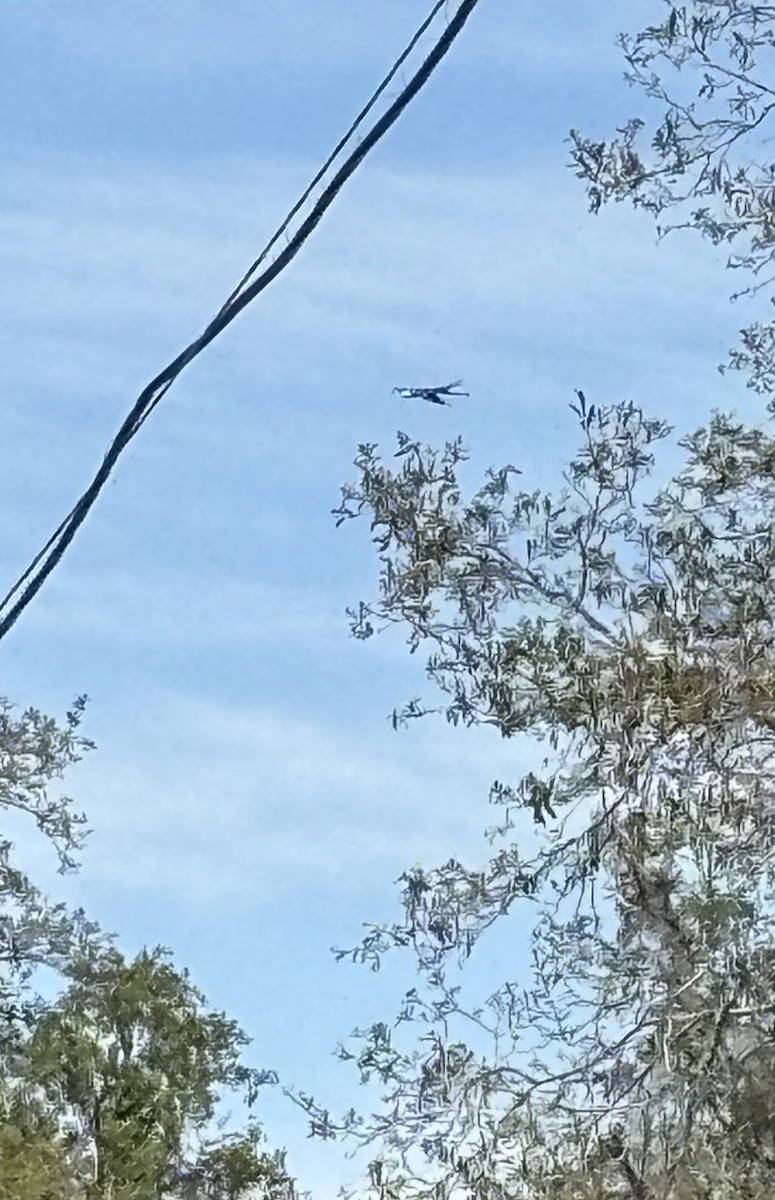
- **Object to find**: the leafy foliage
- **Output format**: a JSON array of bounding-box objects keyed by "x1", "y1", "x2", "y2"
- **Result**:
[
  {"x1": 569, "y1": 0, "x2": 775, "y2": 393},
  {"x1": 316, "y1": 390, "x2": 775, "y2": 1197},
  {"x1": 172, "y1": 1124, "x2": 295, "y2": 1200},
  {"x1": 0, "y1": 695, "x2": 294, "y2": 1198},
  {"x1": 0, "y1": 1089, "x2": 83, "y2": 1200},
  {"x1": 0, "y1": 694, "x2": 108, "y2": 1063},
  {"x1": 5, "y1": 944, "x2": 289, "y2": 1199}
]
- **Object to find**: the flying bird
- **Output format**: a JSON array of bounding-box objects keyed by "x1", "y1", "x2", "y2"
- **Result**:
[{"x1": 392, "y1": 379, "x2": 469, "y2": 406}]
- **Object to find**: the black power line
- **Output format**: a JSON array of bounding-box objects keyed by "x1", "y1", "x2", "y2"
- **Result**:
[{"x1": 0, "y1": 0, "x2": 483, "y2": 645}]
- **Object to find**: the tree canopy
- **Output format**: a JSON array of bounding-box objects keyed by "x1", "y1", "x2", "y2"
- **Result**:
[
  {"x1": 7, "y1": 944, "x2": 292, "y2": 1199},
  {"x1": 0, "y1": 694, "x2": 107, "y2": 1066},
  {"x1": 320, "y1": 392, "x2": 775, "y2": 1198},
  {"x1": 569, "y1": 0, "x2": 775, "y2": 395},
  {"x1": 0, "y1": 696, "x2": 294, "y2": 1200}
]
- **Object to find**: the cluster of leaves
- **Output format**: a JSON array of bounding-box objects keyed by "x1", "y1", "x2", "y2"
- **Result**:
[
  {"x1": 2, "y1": 945, "x2": 293, "y2": 1199},
  {"x1": 0, "y1": 695, "x2": 106, "y2": 1063}
]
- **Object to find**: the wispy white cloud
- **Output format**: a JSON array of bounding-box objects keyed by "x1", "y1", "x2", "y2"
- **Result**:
[
  {"x1": 13, "y1": 689, "x2": 540, "y2": 914},
  {"x1": 1, "y1": 0, "x2": 436, "y2": 75},
  {"x1": 0, "y1": 151, "x2": 743, "y2": 428},
  {"x1": 0, "y1": 0, "x2": 644, "y2": 81},
  {"x1": 0, "y1": 148, "x2": 748, "y2": 652},
  {"x1": 14, "y1": 570, "x2": 341, "y2": 647}
]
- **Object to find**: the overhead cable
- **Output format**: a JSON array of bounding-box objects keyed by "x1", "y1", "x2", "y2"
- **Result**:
[{"x1": 0, "y1": 0, "x2": 483, "y2": 644}]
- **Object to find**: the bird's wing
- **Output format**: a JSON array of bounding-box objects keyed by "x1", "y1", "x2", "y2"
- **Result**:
[
  {"x1": 430, "y1": 380, "x2": 468, "y2": 395},
  {"x1": 427, "y1": 379, "x2": 463, "y2": 393}
]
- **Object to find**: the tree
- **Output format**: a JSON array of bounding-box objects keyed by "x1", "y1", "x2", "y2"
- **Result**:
[
  {"x1": 301, "y1": 389, "x2": 775, "y2": 1198},
  {"x1": 568, "y1": 0, "x2": 775, "y2": 395},
  {"x1": 0, "y1": 1089, "x2": 83, "y2": 1200},
  {"x1": 0, "y1": 692, "x2": 109, "y2": 1196},
  {"x1": 8, "y1": 944, "x2": 292, "y2": 1200},
  {"x1": 0, "y1": 696, "x2": 293, "y2": 1198},
  {"x1": 0, "y1": 694, "x2": 108, "y2": 1060},
  {"x1": 289, "y1": 7, "x2": 775, "y2": 1195},
  {"x1": 172, "y1": 1125, "x2": 295, "y2": 1200}
]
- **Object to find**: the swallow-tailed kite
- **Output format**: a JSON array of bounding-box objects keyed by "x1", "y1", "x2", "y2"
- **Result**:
[{"x1": 392, "y1": 379, "x2": 469, "y2": 406}]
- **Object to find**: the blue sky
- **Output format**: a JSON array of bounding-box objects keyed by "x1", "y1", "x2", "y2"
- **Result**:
[{"x1": 0, "y1": 2, "x2": 764, "y2": 1195}]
